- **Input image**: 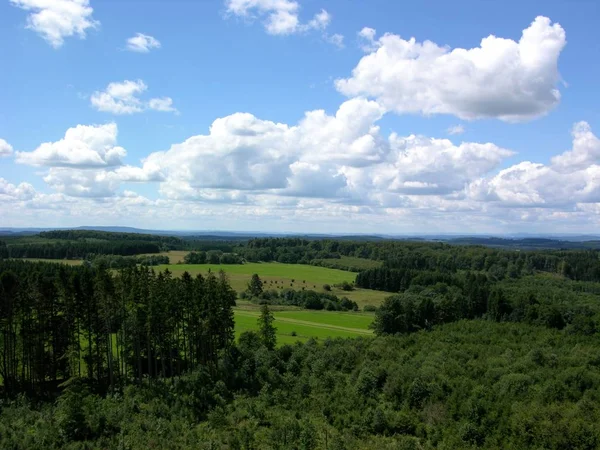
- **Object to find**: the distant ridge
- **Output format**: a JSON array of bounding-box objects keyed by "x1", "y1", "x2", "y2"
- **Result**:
[{"x1": 2, "y1": 226, "x2": 600, "y2": 249}]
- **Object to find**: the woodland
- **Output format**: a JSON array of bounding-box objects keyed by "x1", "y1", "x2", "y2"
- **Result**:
[{"x1": 0, "y1": 231, "x2": 600, "y2": 448}]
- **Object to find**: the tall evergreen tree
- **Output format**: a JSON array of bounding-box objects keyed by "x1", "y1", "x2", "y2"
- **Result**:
[
  {"x1": 248, "y1": 274, "x2": 264, "y2": 297},
  {"x1": 257, "y1": 304, "x2": 277, "y2": 350}
]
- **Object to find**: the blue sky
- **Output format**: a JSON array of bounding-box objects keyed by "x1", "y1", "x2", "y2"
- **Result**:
[{"x1": 1, "y1": 0, "x2": 600, "y2": 233}]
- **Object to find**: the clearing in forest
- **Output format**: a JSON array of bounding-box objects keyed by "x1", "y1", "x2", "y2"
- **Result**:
[
  {"x1": 234, "y1": 308, "x2": 373, "y2": 345},
  {"x1": 159, "y1": 262, "x2": 391, "y2": 307}
]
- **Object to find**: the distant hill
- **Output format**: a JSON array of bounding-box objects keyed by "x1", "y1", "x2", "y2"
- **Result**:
[{"x1": 3, "y1": 226, "x2": 600, "y2": 249}]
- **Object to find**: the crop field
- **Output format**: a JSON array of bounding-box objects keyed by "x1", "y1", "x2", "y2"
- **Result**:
[
  {"x1": 159, "y1": 262, "x2": 391, "y2": 307},
  {"x1": 234, "y1": 308, "x2": 373, "y2": 345}
]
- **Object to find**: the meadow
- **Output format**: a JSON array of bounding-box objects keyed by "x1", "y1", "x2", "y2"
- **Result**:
[
  {"x1": 234, "y1": 306, "x2": 373, "y2": 345},
  {"x1": 9, "y1": 253, "x2": 392, "y2": 307},
  {"x1": 160, "y1": 261, "x2": 390, "y2": 307}
]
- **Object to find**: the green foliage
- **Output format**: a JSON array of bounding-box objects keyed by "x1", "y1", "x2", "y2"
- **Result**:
[
  {"x1": 258, "y1": 304, "x2": 277, "y2": 350},
  {"x1": 254, "y1": 287, "x2": 359, "y2": 311},
  {"x1": 247, "y1": 273, "x2": 264, "y2": 297},
  {"x1": 2, "y1": 321, "x2": 600, "y2": 448},
  {"x1": 0, "y1": 260, "x2": 236, "y2": 391}
]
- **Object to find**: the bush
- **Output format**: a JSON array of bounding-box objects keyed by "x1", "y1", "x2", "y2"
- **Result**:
[
  {"x1": 364, "y1": 305, "x2": 378, "y2": 312},
  {"x1": 323, "y1": 284, "x2": 331, "y2": 291},
  {"x1": 336, "y1": 281, "x2": 354, "y2": 291}
]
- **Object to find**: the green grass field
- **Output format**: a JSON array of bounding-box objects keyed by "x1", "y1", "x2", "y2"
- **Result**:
[
  {"x1": 165, "y1": 262, "x2": 355, "y2": 284},
  {"x1": 234, "y1": 308, "x2": 373, "y2": 345},
  {"x1": 12, "y1": 254, "x2": 392, "y2": 307},
  {"x1": 161, "y1": 262, "x2": 391, "y2": 307}
]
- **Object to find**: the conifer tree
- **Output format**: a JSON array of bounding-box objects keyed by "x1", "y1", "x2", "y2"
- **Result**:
[{"x1": 258, "y1": 304, "x2": 276, "y2": 350}]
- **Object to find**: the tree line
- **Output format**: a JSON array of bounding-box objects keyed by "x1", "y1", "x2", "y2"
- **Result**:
[
  {"x1": 234, "y1": 237, "x2": 600, "y2": 282},
  {"x1": 183, "y1": 251, "x2": 243, "y2": 265},
  {"x1": 1, "y1": 240, "x2": 163, "y2": 259},
  {"x1": 0, "y1": 260, "x2": 236, "y2": 395}
]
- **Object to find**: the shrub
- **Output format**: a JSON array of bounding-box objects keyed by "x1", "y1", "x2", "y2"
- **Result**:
[
  {"x1": 323, "y1": 284, "x2": 331, "y2": 291},
  {"x1": 336, "y1": 281, "x2": 354, "y2": 291}
]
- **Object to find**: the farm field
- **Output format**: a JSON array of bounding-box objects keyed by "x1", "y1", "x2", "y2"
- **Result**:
[
  {"x1": 234, "y1": 308, "x2": 373, "y2": 346},
  {"x1": 146, "y1": 250, "x2": 189, "y2": 264},
  {"x1": 160, "y1": 262, "x2": 391, "y2": 307}
]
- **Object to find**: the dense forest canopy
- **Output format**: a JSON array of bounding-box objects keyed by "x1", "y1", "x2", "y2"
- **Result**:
[{"x1": 2, "y1": 232, "x2": 600, "y2": 448}]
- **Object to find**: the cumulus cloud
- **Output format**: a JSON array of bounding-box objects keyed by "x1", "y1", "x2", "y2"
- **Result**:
[
  {"x1": 337, "y1": 17, "x2": 566, "y2": 122},
  {"x1": 140, "y1": 98, "x2": 388, "y2": 201},
  {"x1": 357, "y1": 27, "x2": 377, "y2": 51},
  {"x1": 0, "y1": 139, "x2": 14, "y2": 157},
  {"x1": 136, "y1": 98, "x2": 512, "y2": 206},
  {"x1": 43, "y1": 167, "x2": 121, "y2": 198},
  {"x1": 15, "y1": 123, "x2": 126, "y2": 167},
  {"x1": 551, "y1": 122, "x2": 600, "y2": 172},
  {"x1": 468, "y1": 122, "x2": 600, "y2": 207},
  {"x1": 382, "y1": 134, "x2": 514, "y2": 195},
  {"x1": 0, "y1": 178, "x2": 36, "y2": 201},
  {"x1": 9, "y1": 101, "x2": 600, "y2": 232},
  {"x1": 10, "y1": 0, "x2": 98, "y2": 48},
  {"x1": 90, "y1": 80, "x2": 177, "y2": 115},
  {"x1": 125, "y1": 33, "x2": 161, "y2": 53}
]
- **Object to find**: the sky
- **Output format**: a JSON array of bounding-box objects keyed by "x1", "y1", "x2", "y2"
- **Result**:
[{"x1": 1, "y1": 0, "x2": 600, "y2": 234}]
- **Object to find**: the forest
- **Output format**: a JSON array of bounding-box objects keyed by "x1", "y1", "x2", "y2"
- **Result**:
[{"x1": 1, "y1": 231, "x2": 600, "y2": 448}]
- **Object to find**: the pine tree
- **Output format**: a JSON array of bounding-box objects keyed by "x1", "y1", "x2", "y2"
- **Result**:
[
  {"x1": 257, "y1": 304, "x2": 276, "y2": 350},
  {"x1": 247, "y1": 274, "x2": 264, "y2": 297}
]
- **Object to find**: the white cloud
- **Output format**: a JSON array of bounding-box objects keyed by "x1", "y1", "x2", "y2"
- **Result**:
[
  {"x1": 10, "y1": 0, "x2": 98, "y2": 48},
  {"x1": 148, "y1": 97, "x2": 178, "y2": 113},
  {"x1": 337, "y1": 17, "x2": 566, "y2": 122},
  {"x1": 148, "y1": 112, "x2": 296, "y2": 194},
  {"x1": 382, "y1": 134, "x2": 514, "y2": 195},
  {"x1": 225, "y1": 0, "x2": 339, "y2": 44},
  {"x1": 114, "y1": 161, "x2": 164, "y2": 182},
  {"x1": 0, "y1": 178, "x2": 36, "y2": 201},
  {"x1": 15, "y1": 123, "x2": 126, "y2": 167},
  {"x1": 0, "y1": 139, "x2": 14, "y2": 157},
  {"x1": 90, "y1": 80, "x2": 146, "y2": 114},
  {"x1": 138, "y1": 98, "x2": 512, "y2": 206},
  {"x1": 126, "y1": 33, "x2": 161, "y2": 53},
  {"x1": 14, "y1": 122, "x2": 166, "y2": 198},
  {"x1": 90, "y1": 80, "x2": 177, "y2": 115},
  {"x1": 447, "y1": 125, "x2": 465, "y2": 135},
  {"x1": 551, "y1": 121, "x2": 600, "y2": 172},
  {"x1": 9, "y1": 100, "x2": 600, "y2": 233},
  {"x1": 305, "y1": 9, "x2": 330, "y2": 31},
  {"x1": 468, "y1": 122, "x2": 600, "y2": 207},
  {"x1": 43, "y1": 167, "x2": 121, "y2": 198},
  {"x1": 357, "y1": 27, "x2": 377, "y2": 51},
  {"x1": 143, "y1": 98, "x2": 389, "y2": 202}
]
